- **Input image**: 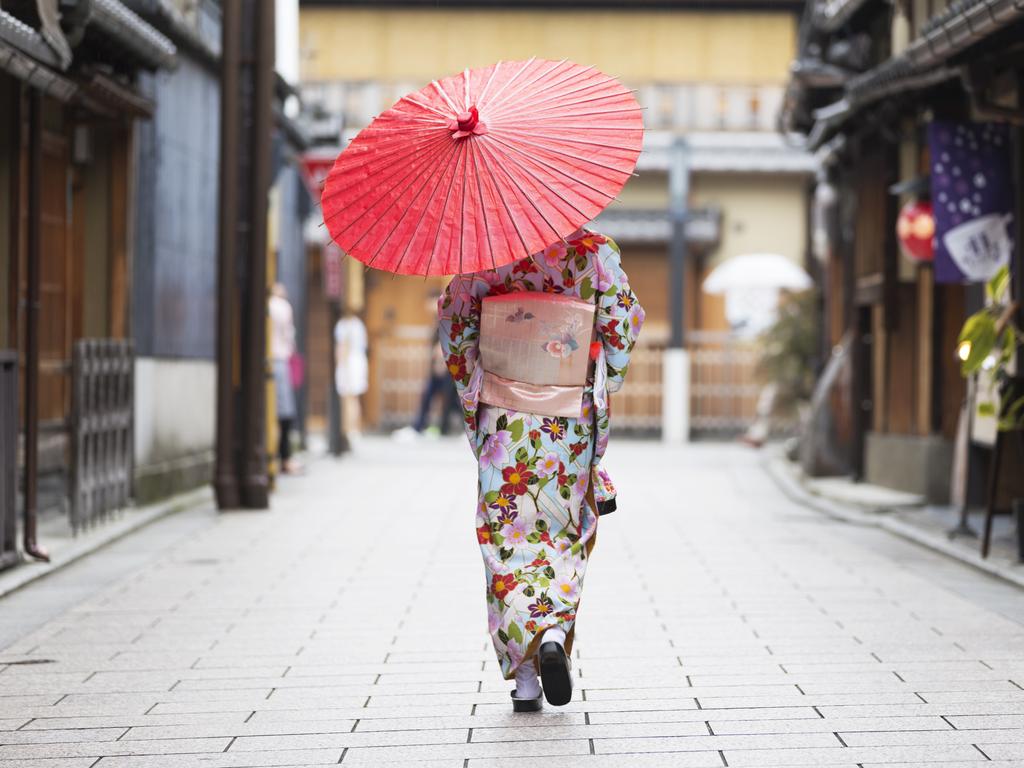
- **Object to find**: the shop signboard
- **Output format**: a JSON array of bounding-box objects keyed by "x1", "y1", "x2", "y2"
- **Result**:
[{"x1": 928, "y1": 120, "x2": 1015, "y2": 284}]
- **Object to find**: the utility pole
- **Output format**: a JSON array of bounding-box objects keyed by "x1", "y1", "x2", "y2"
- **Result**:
[
  {"x1": 663, "y1": 135, "x2": 691, "y2": 444},
  {"x1": 215, "y1": 0, "x2": 276, "y2": 509}
]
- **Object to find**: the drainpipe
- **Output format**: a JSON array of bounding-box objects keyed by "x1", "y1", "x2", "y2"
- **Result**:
[
  {"x1": 239, "y1": 0, "x2": 274, "y2": 509},
  {"x1": 24, "y1": 90, "x2": 48, "y2": 562},
  {"x1": 214, "y1": 0, "x2": 240, "y2": 510},
  {"x1": 662, "y1": 135, "x2": 691, "y2": 444}
]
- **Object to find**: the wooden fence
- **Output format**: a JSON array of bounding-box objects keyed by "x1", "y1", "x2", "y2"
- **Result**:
[
  {"x1": 70, "y1": 340, "x2": 134, "y2": 533},
  {"x1": 372, "y1": 330, "x2": 768, "y2": 438}
]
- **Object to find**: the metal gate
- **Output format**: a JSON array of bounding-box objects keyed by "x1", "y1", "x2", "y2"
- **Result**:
[
  {"x1": 70, "y1": 340, "x2": 134, "y2": 532},
  {"x1": 0, "y1": 352, "x2": 18, "y2": 570}
]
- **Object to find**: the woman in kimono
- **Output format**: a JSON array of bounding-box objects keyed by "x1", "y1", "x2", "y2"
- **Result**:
[{"x1": 439, "y1": 230, "x2": 643, "y2": 711}]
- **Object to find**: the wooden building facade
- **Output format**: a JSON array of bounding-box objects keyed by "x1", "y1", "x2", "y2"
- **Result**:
[{"x1": 784, "y1": 0, "x2": 1024, "y2": 500}]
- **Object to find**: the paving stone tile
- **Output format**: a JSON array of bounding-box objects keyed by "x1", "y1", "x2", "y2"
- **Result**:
[
  {"x1": 468, "y1": 753, "x2": 726, "y2": 767},
  {"x1": 90, "y1": 748, "x2": 346, "y2": 767},
  {"x1": 0, "y1": 726, "x2": 127, "y2": 744},
  {"x1": 340, "y1": 739, "x2": 591, "y2": 763},
  {"x1": 0, "y1": 736, "x2": 231, "y2": 759},
  {"x1": 724, "y1": 744, "x2": 989, "y2": 765},
  {"x1": 840, "y1": 728, "x2": 1024, "y2": 747},
  {"x1": 228, "y1": 728, "x2": 469, "y2": 750},
  {"x1": 591, "y1": 731, "x2": 841, "y2": 753}
]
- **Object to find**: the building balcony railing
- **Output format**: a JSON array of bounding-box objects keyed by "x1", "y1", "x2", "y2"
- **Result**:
[{"x1": 300, "y1": 79, "x2": 787, "y2": 136}]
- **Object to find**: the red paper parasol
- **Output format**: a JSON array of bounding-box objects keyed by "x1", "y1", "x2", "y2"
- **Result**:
[{"x1": 321, "y1": 58, "x2": 643, "y2": 276}]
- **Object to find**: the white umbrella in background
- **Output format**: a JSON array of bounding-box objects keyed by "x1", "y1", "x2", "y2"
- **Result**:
[
  {"x1": 702, "y1": 253, "x2": 812, "y2": 337},
  {"x1": 702, "y1": 253, "x2": 812, "y2": 295}
]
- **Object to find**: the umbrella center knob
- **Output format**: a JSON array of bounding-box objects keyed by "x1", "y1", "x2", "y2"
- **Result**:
[
  {"x1": 450, "y1": 106, "x2": 487, "y2": 139},
  {"x1": 457, "y1": 107, "x2": 479, "y2": 131}
]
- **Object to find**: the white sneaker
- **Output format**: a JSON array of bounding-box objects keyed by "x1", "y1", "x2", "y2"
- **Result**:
[{"x1": 391, "y1": 426, "x2": 420, "y2": 443}]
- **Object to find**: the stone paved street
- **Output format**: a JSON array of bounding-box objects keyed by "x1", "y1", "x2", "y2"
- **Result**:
[{"x1": 2, "y1": 439, "x2": 1024, "y2": 767}]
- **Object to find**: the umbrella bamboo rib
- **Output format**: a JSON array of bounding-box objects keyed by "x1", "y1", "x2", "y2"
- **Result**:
[
  {"x1": 400, "y1": 95, "x2": 451, "y2": 119},
  {"x1": 495, "y1": 128, "x2": 641, "y2": 154},
  {"x1": 475, "y1": 59, "x2": 503, "y2": 107},
  {"x1": 490, "y1": 89, "x2": 637, "y2": 122},
  {"x1": 322, "y1": 133, "x2": 451, "y2": 213},
  {"x1": 321, "y1": 133, "x2": 451, "y2": 201},
  {"x1": 496, "y1": 95, "x2": 639, "y2": 120},
  {"x1": 418, "y1": 142, "x2": 465, "y2": 276},
  {"x1": 487, "y1": 133, "x2": 636, "y2": 180},
  {"x1": 471, "y1": 140, "x2": 536, "y2": 262},
  {"x1": 475, "y1": 138, "x2": 565, "y2": 247},
  {"x1": 340, "y1": 139, "x2": 460, "y2": 252},
  {"x1": 483, "y1": 140, "x2": 598, "y2": 222},
  {"x1": 485, "y1": 59, "x2": 582, "y2": 115},
  {"x1": 466, "y1": 139, "x2": 498, "y2": 272},
  {"x1": 367, "y1": 141, "x2": 462, "y2": 271},
  {"x1": 485, "y1": 135, "x2": 619, "y2": 207},
  {"x1": 487, "y1": 74, "x2": 620, "y2": 119},
  {"x1": 477, "y1": 57, "x2": 539, "y2": 116},
  {"x1": 430, "y1": 79, "x2": 461, "y2": 114}
]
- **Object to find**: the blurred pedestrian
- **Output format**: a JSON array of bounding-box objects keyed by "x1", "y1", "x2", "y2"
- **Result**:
[
  {"x1": 269, "y1": 283, "x2": 302, "y2": 475},
  {"x1": 439, "y1": 230, "x2": 644, "y2": 711},
  {"x1": 392, "y1": 291, "x2": 460, "y2": 441},
  {"x1": 334, "y1": 306, "x2": 369, "y2": 443}
]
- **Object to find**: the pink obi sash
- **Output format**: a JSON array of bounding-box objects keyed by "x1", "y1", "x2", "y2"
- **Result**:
[{"x1": 478, "y1": 292, "x2": 595, "y2": 418}]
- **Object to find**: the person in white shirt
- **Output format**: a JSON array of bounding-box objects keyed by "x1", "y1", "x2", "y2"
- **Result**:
[{"x1": 334, "y1": 307, "x2": 369, "y2": 441}]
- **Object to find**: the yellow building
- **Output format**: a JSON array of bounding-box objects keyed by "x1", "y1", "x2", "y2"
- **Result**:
[{"x1": 299, "y1": 0, "x2": 815, "y2": 436}]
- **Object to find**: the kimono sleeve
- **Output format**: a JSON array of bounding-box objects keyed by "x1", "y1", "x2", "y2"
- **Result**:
[
  {"x1": 437, "y1": 275, "x2": 484, "y2": 437},
  {"x1": 594, "y1": 238, "x2": 644, "y2": 393}
]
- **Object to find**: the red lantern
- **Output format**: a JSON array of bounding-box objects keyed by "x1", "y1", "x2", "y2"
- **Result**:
[{"x1": 896, "y1": 199, "x2": 935, "y2": 262}]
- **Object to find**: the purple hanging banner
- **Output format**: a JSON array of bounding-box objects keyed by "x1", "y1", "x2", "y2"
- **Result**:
[{"x1": 928, "y1": 120, "x2": 1015, "y2": 284}]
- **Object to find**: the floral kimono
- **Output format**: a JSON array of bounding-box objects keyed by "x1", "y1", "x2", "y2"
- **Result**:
[{"x1": 438, "y1": 231, "x2": 644, "y2": 679}]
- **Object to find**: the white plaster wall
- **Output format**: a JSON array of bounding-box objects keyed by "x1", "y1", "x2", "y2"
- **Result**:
[{"x1": 135, "y1": 358, "x2": 216, "y2": 466}]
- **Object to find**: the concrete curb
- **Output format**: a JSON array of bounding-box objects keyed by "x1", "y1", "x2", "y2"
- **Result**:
[
  {"x1": 0, "y1": 486, "x2": 214, "y2": 600},
  {"x1": 763, "y1": 450, "x2": 1024, "y2": 591}
]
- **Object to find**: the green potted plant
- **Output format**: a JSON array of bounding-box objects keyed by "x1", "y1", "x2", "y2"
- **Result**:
[{"x1": 956, "y1": 266, "x2": 1023, "y2": 559}]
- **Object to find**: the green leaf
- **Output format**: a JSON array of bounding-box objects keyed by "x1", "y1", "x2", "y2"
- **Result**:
[
  {"x1": 509, "y1": 419, "x2": 524, "y2": 442},
  {"x1": 978, "y1": 402, "x2": 996, "y2": 417},
  {"x1": 559, "y1": 486, "x2": 571, "y2": 500},
  {"x1": 527, "y1": 475, "x2": 539, "y2": 486},
  {"x1": 507, "y1": 621, "x2": 524, "y2": 644},
  {"x1": 499, "y1": 548, "x2": 514, "y2": 561},
  {"x1": 522, "y1": 585, "x2": 535, "y2": 597},
  {"x1": 515, "y1": 447, "x2": 529, "y2": 463},
  {"x1": 538, "y1": 578, "x2": 550, "y2": 588},
  {"x1": 958, "y1": 312, "x2": 998, "y2": 375},
  {"x1": 536, "y1": 518, "x2": 548, "y2": 532},
  {"x1": 987, "y1": 266, "x2": 1011, "y2": 303},
  {"x1": 484, "y1": 490, "x2": 500, "y2": 504},
  {"x1": 526, "y1": 532, "x2": 541, "y2": 544},
  {"x1": 543, "y1": 566, "x2": 556, "y2": 579},
  {"x1": 496, "y1": 414, "x2": 508, "y2": 432},
  {"x1": 575, "y1": 253, "x2": 588, "y2": 271},
  {"x1": 579, "y1": 276, "x2": 595, "y2": 300},
  {"x1": 497, "y1": 629, "x2": 509, "y2": 644}
]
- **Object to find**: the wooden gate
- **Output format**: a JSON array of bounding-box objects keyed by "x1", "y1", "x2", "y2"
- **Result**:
[
  {"x1": 70, "y1": 340, "x2": 134, "y2": 532},
  {"x1": 688, "y1": 331, "x2": 762, "y2": 436}
]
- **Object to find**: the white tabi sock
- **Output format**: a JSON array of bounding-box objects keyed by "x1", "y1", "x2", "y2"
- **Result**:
[
  {"x1": 543, "y1": 627, "x2": 567, "y2": 647},
  {"x1": 514, "y1": 662, "x2": 541, "y2": 699}
]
